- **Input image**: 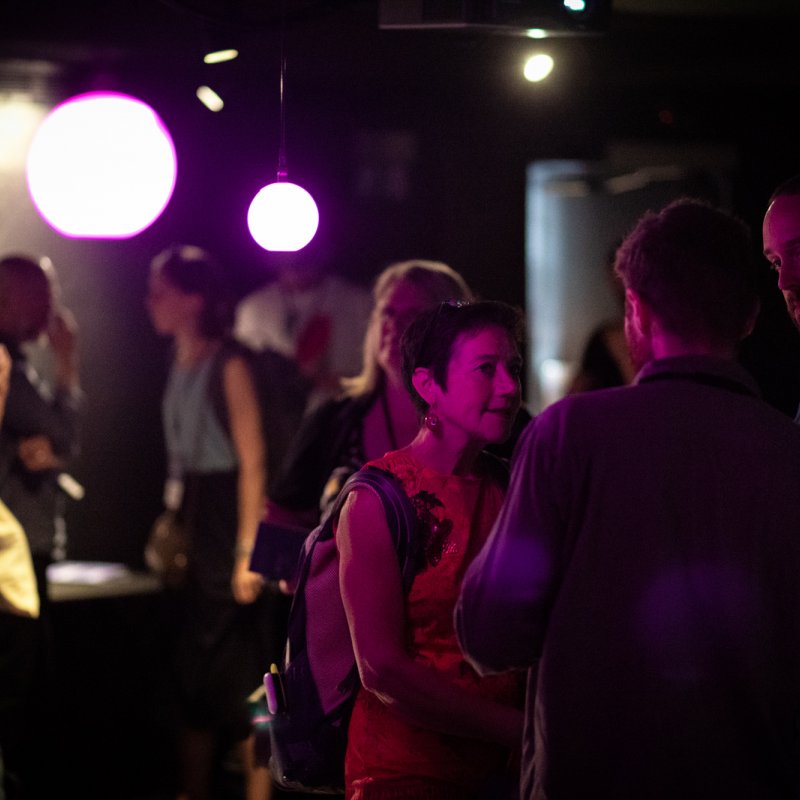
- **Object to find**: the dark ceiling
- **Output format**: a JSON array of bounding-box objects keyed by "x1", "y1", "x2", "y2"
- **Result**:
[
  {"x1": 1, "y1": 0, "x2": 799, "y2": 100},
  {"x1": 2, "y1": 0, "x2": 798, "y2": 283}
]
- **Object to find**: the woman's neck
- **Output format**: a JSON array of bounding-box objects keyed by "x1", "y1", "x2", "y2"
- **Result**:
[
  {"x1": 175, "y1": 331, "x2": 217, "y2": 367},
  {"x1": 405, "y1": 427, "x2": 483, "y2": 477}
]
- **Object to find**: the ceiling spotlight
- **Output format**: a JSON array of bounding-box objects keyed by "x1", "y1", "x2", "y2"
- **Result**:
[
  {"x1": 204, "y1": 49, "x2": 238, "y2": 64},
  {"x1": 196, "y1": 85, "x2": 224, "y2": 112},
  {"x1": 524, "y1": 53, "x2": 555, "y2": 82}
]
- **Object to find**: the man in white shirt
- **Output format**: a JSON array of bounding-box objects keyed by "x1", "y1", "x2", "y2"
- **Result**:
[{"x1": 235, "y1": 253, "x2": 371, "y2": 413}]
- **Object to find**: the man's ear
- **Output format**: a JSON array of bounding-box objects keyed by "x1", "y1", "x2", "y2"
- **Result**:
[
  {"x1": 741, "y1": 299, "x2": 761, "y2": 340},
  {"x1": 625, "y1": 288, "x2": 651, "y2": 337},
  {"x1": 411, "y1": 367, "x2": 436, "y2": 407}
]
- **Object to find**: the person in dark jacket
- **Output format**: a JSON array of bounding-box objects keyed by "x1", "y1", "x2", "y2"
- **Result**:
[
  {"x1": 457, "y1": 198, "x2": 800, "y2": 800},
  {"x1": 0, "y1": 253, "x2": 82, "y2": 800}
]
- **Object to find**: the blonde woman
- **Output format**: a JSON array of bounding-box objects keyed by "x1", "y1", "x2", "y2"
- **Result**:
[{"x1": 266, "y1": 260, "x2": 474, "y2": 530}]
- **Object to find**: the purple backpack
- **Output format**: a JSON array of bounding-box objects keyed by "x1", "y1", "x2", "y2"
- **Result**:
[{"x1": 264, "y1": 465, "x2": 418, "y2": 794}]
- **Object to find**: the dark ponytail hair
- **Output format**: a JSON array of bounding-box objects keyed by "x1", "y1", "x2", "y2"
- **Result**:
[{"x1": 150, "y1": 244, "x2": 233, "y2": 338}]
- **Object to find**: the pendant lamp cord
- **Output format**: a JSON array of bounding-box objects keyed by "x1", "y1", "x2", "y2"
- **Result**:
[{"x1": 277, "y1": 0, "x2": 288, "y2": 180}]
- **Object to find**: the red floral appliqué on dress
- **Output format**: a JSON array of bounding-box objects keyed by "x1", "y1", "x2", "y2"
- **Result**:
[{"x1": 410, "y1": 489, "x2": 456, "y2": 568}]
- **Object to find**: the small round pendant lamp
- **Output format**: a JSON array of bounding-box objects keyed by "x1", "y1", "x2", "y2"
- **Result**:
[
  {"x1": 248, "y1": 180, "x2": 319, "y2": 251},
  {"x1": 247, "y1": 10, "x2": 319, "y2": 252}
]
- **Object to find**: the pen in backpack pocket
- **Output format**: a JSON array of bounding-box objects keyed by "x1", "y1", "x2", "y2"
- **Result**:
[{"x1": 265, "y1": 662, "x2": 286, "y2": 714}]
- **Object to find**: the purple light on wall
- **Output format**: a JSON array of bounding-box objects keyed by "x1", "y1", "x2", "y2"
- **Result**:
[
  {"x1": 247, "y1": 181, "x2": 319, "y2": 251},
  {"x1": 26, "y1": 91, "x2": 177, "y2": 239}
]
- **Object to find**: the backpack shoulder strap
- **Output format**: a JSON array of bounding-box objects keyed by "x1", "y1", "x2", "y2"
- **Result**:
[{"x1": 315, "y1": 464, "x2": 418, "y2": 593}]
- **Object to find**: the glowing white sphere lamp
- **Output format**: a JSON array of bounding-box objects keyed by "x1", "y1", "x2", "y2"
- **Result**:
[
  {"x1": 247, "y1": 18, "x2": 319, "y2": 253},
  {"x1": 26, "y1": 91, "x2": 177, "y2": 239},
  {"x1": 248, "y1": 179, "x2": 319, "y2": 251}
]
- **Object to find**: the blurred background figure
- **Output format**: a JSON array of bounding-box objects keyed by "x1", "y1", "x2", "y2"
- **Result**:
[
  {"x1": 0, "y1": 254, "x2": 82, "y2": 800},
  {"x1": 234, "y1": 251, "x2": 372, "y2": 415},
  {"x1": 146, "y1": 244, "x2": 278, "y2": 800},
  {"x1": 265, "y1": 259, "x2": 476, "y2": 532},
  {"x1": 0, "y1": 341, "x2": 43, "y2": 800},
  {"x1": 567, "y1": 240, "x2": 635, "y2": 394}
]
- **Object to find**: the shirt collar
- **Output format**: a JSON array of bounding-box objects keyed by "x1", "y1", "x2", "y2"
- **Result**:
[{"x1": 635, "y1": 355, "x2": 761, "y2": 399}]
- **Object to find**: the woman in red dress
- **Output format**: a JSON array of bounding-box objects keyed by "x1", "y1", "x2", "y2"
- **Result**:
[{"x1": 337, "y1": 300, "x2": 527, "y2": 800}]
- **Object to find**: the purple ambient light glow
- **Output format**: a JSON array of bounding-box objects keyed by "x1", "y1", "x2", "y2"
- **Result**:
[
  {"x1": 247, "y1": 181, "x2": 319, "y2": 251},
  {"x1": 26, "y1": 91, "x2": 177, "y2": 239}
]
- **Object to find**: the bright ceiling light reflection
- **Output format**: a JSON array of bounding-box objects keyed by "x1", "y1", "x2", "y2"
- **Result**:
[
  {"x1": 526, "y1": 28, "x2": 548, "y2": 39},
  {"x1": 563, "y1": 0, "x2": 587, "y2": 11},
  {"x1": 204, "y1": 49, "x2": 238, "y2": 64},
  {"x1": 196, "y1": 85, "x2": 224, "y2": 112},
  {"x1": 538, "y1": 358, "x2": 572, "y2": 409},
  {"x1": 247, "y1": 182, "x2": 319, "y2": 251},
  {"x1": 0, "y1": 95, "x2": 46, "y2": 172},
  {"x1": 524, "y1": 53, "x2": 555, "y2": 82},
  {"x1": 26, "y1": 91, "x2": 177, "y2": 239}
]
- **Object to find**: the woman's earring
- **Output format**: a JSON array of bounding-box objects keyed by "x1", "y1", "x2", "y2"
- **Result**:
[{"x1": 424, "y1": 411, "x2": 440, "y2": 432}]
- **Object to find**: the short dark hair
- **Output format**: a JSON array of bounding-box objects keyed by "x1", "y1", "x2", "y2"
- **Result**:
[
  {"x1": 401, "y1": 300, "x2": 525, "y2": 414},
  {"x1": 614, "y1": 197, "x2": 758, "y2": 347},
  {"x1": 769, "y1": 174, "x2": 800, "y2": 204},
  {"x1": 0, "y1": 254, "x2": 52, "y2": 296},
  {"x1": 0, "y1": 254, "x2": 56, "y2": 343},
  {"x1": 150, "y1": 244, "x2": 233, "y2": 338}
]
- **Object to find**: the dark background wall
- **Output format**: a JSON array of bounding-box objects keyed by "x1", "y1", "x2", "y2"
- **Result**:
[{"x1": 1, "y1": 0, "x2": 800, "y2": 567}]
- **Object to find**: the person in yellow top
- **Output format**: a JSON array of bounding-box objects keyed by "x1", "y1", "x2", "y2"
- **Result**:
[
  {"x1": 0, "y1": 338, "x2": 42, "y2": 800},
  {"x1": 0, "y1": 253, "x2": 78, "y2": 800},
  {"x1": 0, "y1": 341, "x2": 37, "y2": 618}
]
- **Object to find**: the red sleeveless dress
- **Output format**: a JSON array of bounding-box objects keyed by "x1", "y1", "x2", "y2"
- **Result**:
[{"x1": 343, "y1": 450, "x2": 522, "y2": 798}]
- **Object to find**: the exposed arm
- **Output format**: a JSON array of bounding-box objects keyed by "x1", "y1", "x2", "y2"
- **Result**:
[
  {"x1": 455, "y1": 417, "x2": 562, "y2": 674},
  {"x1": 0, "y1": 345, "x2": 10, "y2": 426},
  {"x1": 338, "y1": 488, "x2": 523, "y2": 749},
  {"x1": 0, "y1": 344, "x2": 11, "y2": 425},
  {"x1": 224, "y1": 355, "x2": 268, "y2": 604}
]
